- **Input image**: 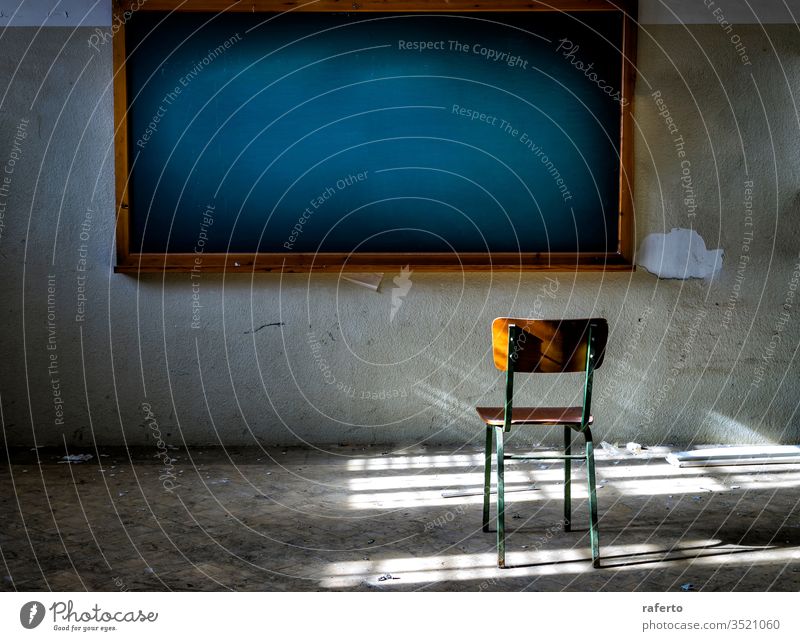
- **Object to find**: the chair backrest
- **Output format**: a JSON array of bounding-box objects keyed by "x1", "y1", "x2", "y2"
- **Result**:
[{"x1": 491, "y1": 318, "x2": 608, "y2": 373}]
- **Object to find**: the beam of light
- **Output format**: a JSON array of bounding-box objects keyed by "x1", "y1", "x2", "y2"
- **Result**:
[
  {"x1": 346, "y1": 454, "x2": 485, "y2": 471},
  {"x1": 345, "y1": 470, "x2": 800, "y2": 509},
  {"x1": 706, "y1": 412, "x2": 776, "y2": 445},
  {"x1": 347, "y1": 487, "x2": 548, "y2": 510},
  {"x1": 347, "y1": 471, "x2": 538, "y2": 491},
  {"x1": 318, "y1": 539, "x2": 800, "y2": 588}
]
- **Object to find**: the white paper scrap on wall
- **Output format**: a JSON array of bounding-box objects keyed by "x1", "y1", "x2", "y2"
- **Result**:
[{"x1": 637, "y1": 228, "x2": 723, "y2": 280}]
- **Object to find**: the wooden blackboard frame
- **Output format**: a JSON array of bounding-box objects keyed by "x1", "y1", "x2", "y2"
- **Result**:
[{"x1": 112, "y1": 0, "x2": 637, "y2": 273}]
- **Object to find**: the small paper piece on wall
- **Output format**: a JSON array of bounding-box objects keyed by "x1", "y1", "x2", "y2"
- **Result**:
[
  {"x1": 638, "y1": 228, "x2": 723, "y2": 279},
  {"x1": 340, "y1": 273, "x2": 384, "y2": 291}
]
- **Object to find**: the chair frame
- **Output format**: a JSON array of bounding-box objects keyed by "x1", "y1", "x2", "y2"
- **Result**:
[{"x1": 482, "y1": 321, "x2": 601, "y2": 568}]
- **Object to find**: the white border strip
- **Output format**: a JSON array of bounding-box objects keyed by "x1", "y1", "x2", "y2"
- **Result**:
[{"x1": 2, "y1": 592, "x2": 800, "y2": 638}]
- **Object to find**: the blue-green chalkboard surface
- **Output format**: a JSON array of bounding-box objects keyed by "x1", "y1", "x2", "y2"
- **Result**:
[{"x1": 125, "y1": 10, "x2": 623, "y2": 255}]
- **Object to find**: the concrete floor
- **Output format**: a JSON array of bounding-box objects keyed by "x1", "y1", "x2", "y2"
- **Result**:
[{"x1": 1, "y1": 444, "x2": 799, "y2": 591}]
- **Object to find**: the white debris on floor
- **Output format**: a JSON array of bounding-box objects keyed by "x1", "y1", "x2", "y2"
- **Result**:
[
  {"x1": 58, "y1": 454, "x2": 94, "y2": 464},
  {"x1": 666, "y1": 445, "x2": 800, "y2": 467}
]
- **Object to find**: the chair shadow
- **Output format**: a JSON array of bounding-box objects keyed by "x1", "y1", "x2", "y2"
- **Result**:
[{"x1": 504, "y1": 541, "x2": 777, "y2": 570}]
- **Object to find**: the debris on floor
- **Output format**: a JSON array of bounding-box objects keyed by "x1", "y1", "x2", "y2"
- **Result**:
[
  {"x1": 680, "y1": 583, "x2": 695, "y2": 591},
  {"x1": 58, "y1": 454, "x2": 93, "y2": 464},
  {"x1": 666, "y1": 445, "x2": 800, "y2": 467},
  {"x1": 600, "y1": 441, "x2": 622, "y2": 456},
  {"x1": 626, "y1": 442, "x2": 643, "y2": 455},
  {"x1": 378, "y1": 573, "x2": 399, "y2": 581}
]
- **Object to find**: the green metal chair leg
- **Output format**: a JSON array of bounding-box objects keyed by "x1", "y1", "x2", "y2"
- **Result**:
[
  {"x1": 564, "y1": 426, "x2": 571, "y2": 532},
  {"x1": 585, "y1": 431, "x2": 600, "y2": 568},
  {"x1": 482, "y1": 427, "x2": 493, "y2": 532},
  {"x1": 495, "y1": 426, "x2": 506, "y2": 568}
]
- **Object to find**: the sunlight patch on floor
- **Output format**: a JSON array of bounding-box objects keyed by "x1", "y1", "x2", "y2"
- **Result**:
[
  {"x1": 316, "y1": 539, "x2": 797, "y2": 588},
  {"x1": 346, "y1": 454, "x2": 485, "y2": 471}
]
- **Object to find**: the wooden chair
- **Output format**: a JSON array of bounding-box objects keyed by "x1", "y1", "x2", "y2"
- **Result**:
[{"x1": 477, "y1": 317, "x2": 608, "y2": 568}]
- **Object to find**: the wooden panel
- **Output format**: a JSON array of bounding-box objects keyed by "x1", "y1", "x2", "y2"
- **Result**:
[
  {"x1": 114, "y1": 252, "x2": 633, "y2": 272},
  {"x1": 116, "y1": 0, "x2": 632, "y2": 13},
  {"x1": 618, "y1": 7, "x2": 637, "y2": 262},
  {"x1": 112, "y1": 17, "x2": 130, "y2": 266},
  {"x1": 476, "y1": 405, "x2": 591, "y2": 425},
  {"x1": 491, "y1": 317, "x2": 608, "y2": 373}
]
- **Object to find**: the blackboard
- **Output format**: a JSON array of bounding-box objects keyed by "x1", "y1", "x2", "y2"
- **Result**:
[{"x1": 118, "y1": 5, "x2": 633, "y2": 270}]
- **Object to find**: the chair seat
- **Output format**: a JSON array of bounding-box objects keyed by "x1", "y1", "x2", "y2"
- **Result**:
[{"x1": 476, "y1": 406, "x2": 593, "y2": 426}]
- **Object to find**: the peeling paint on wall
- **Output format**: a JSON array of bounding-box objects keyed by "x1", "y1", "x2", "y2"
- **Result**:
[
  {"x1": 0, "y1": 0, "x2": 110, "y2": 26},
  {"x1": 637, "y1": 228, "x2": 724, "y2": 280}
]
